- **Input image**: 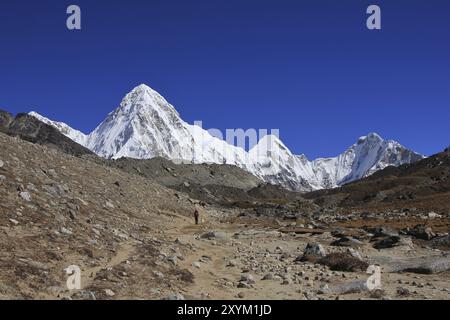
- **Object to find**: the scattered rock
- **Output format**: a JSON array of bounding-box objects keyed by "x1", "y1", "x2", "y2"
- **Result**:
[
  {"x1": 237, "y1": 282, "x2": 252, "y2": 289},
  {"x1": 330, "y1": 236, "x2": 363, "y2": 247},
  {"x1": 19, "y1": 191, "x2": 32, "y2": 202},
  {"x1": 60, "y1": 227, "x2": 73, "y2": 236},
  {"x1": 9, "y1": 219, "x2": 19, "y2": 226},
  {"x1": 200, "y1": 231, "x2": 228, "y2": 240},
  {"x1": 262, "y1": 273, "x2": 274, "y2": 281},
  {"x1": 406, "y1": 225, "x2": 436, "y2": 240},
  {"x1": 153, "y1": 271, "x2": 164, "y2": 279},
  {"x1": 346, "y1": 248, "x2": 363, "y2": 260},
  {"x1": 427, "y1": 212, "x2": 442, "y2": 219},
  {"x1": 165, "y1": 293, "x2": 185, "y2": 300},
  {"x1": 226, "y1": 260, "x2": 237, "y2": 267},
  {"x1": 396, "y1": 287, "x2": 411, "y2": 297},
  {"x1": 371, "y1": 226, "x2": 399, "y2": 238},
  {"x1": 167, "y1": 256, "x2": 178, "y2": 265},
  {"x1": 318, "y1": 284, "x2": 330, "y2": 294},
  {"x1": 373, "y1": 236, "x2": 414, "y2": 249},
  {"x1": 105, "y1": 201, "x2": 115, "y2": 209},
  {"x1": 296, "y1": 242, "x2": 327, "y2": 262},
  {"x1": 68, "y1": 209, "x2": 77, "y2": 220},
  {"x1": 240, "y1": 274, "x2": 255, "y2": 284},
  {"x1": 318, "y1": 253, "x2": 369, "y2": 272},
  {"x1": 104, "y1": 289, "x2": 115, "y2": 297},
  {"x1": 432, "y1": 235, "x2": 450, "y2": 248}
]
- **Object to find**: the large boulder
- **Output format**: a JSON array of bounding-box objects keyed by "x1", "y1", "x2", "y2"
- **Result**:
[
  {"x1": 406, "y1": 225, "x2": 436, "y2": 240},
  {"x1": 200, "y1": 231, "x2": 228, "y2": 240},
  {"x1": 318, "y1": 252, "x2": 369, "y2": 272},
  {"x1": 296, "y1": 242, "x2": 327, "y2": 262},
  {"x1": 371, "y1": 255, "x2": 450, "y2": 274},
  {"x1": 370, "y1": 226, "x2": 399, "y2": 238},
  {"x1": 372, "y1": 236, "x2": 414, "y2": 249},
  {"x1": 432, "y1": 235, "x2": 450, "y2": 248}
]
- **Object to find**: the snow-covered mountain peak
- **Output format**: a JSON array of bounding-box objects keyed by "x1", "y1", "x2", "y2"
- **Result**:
[{"x1": 29, "y1": 85, "x2": 424, "y2": 192}]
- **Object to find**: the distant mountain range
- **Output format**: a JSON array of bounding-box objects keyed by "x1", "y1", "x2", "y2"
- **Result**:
[{"x1": 29, "y1": 84, "x2": 424, "y2": 191}]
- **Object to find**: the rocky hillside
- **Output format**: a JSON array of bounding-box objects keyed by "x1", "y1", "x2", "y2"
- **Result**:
[
  {"x1": 0, "y1": 131, "x2": 197, "y2": 299},
  {"x1": 305, "y1": 148, "x2": 450, "y2": 213},
  {"x1": 0, "y1": 110, "x2": 93, "y2": 157},
  {"x1": 106, "y1": 157, "x2": 263, "y2": 190}
]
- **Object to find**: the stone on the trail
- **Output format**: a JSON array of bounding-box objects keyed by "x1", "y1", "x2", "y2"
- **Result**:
[
  {"x1": 226, "y1": 260, "x2": 237, "y2": 267},
  {"x1": 240, "y1": 274, "x2": 255, "y2": 284},
  {"x1": 153, "y1": 271, "x2": 164, "y2": 279},
  {"x1": 296, "y1": 242, "x2": 327, "y2": 262},
  {"x1": 200, "y1": 231, "x2": 228, "y2": 240},
  {"x1": 68, "y1": 209, "x2": 77, "y2": 220},
  {"x1": 19, "y1": 191, "x2": 32, "y2": 202},
  {"x1": 332, "y1": 280, "x2": 369, "y2": 295},
  {"x1": 104, "y1": 289, "x2": 115, "y2": 297},
  {"x1": 432, "y1": 235, "x2": 450, "y2": 248},
  {"x1": 60, "y1": 227, "x2": 73, "y2": 236},
  {"x1": 192, "y1": 262, "x2": 201, "y2": 269},
  {"x1": 165, "y1": 293, "x2": 185, "y2": 300},
  {"x1": 330, "y1": 236, "x2": 363, "y2": 247},
  {"x1": 262, "y1": 273, "x2": 274, "y2": 281},
  {"x1": 167, "y1": 256, "x2": 178, "y2": 265},
  {"x1": 175, "y1": 238, "x2": 185, "y2": 245},
  {"x1": 0, "y1": 175, "x2": 5, "y2": 182},
  {"x1": 9, "y1": 219, "x2": 19, "y2": 226},
  {"x1": 397, "y1": 287, "x2": 411, "y2": 297},
  {"x1": 371, "y1": 226, "x2": 399, "y2": 238},
  {"x1": 105, "y1": 201, "x2": 115, "y2": 209},
  {"x1": 373, "y1": 236, "x2": 413, "y2": 249},
  {"x1": 47, "y1": 169, "x2": 58, "y2": 178},
  {"x1": 0, "y1": 160, "x2": 4, "y2": 168},
  {"x1": 237, "y1": 292, "x2": 245, "y2": 299},
  {"x1": 318, "y1": 284, "x2": 331, "y2": 294},
  {"x1": 237, "y1": 282, "x2": 252, "y2": 289}
]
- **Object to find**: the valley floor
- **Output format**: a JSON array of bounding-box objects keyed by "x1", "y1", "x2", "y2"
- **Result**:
[{"x1": 0, "y1": 132, "x2": 449, "y2": 300}]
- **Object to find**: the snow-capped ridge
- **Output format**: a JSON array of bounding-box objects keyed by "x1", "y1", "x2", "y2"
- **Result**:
[
  {"x1": 29, "y1": 84, "x2": 424, "y2": 191},
  {"x1": 28, "y1": 111, "x2": 89, "y2": 146}
]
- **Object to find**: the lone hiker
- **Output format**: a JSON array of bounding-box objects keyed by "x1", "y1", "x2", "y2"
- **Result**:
[
  {"x1": 194, "y1": 208, "x2": 200, "y2": 225},
  {"x1": 193, "y1": 203, "x2": 206, "y2": 225}
]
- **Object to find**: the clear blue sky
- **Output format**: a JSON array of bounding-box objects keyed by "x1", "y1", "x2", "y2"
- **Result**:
[{"x1": 1, "y1": 0, "x2": 449, "y2": 158}]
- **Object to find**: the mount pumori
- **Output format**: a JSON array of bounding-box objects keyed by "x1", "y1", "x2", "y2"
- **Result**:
[{"x1": 29, "y1": 84, "x2": 424, "y2": 191}]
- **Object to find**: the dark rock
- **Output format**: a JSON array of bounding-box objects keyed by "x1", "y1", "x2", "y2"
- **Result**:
[
  {"x1": 406, "y1": 225, "x2": 436, "y2": 240},
  {"x1": 296, "y1": 242, "x2": 327, "y2": 262},
  {"x1": 431, "y1": 235, "x2": 450, "y2": 248},
  {"x1": 370, "y1": 226, "x2": 399, "y2": 238},
  {"x1": 330, "y1": 236, "x2": 364, "y2": 247},
  {"x1": 372, "y1": 236, "x2": 413, "y2": 249},
  {"x1": 318, "y1": 253, "x2": 369, "y2": 272}
]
